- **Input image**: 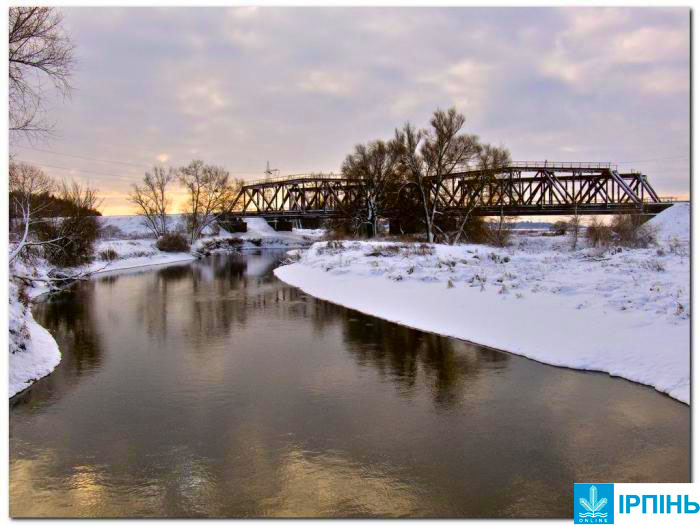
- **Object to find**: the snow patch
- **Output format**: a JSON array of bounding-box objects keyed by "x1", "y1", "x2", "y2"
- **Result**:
[
  {"x1": 9, "y1": 280, "x2": 61, "y2": 397},
  {"x1": 648, "y1": 202, "x2": 689, "y2": 243},
  {"x1": 275, "y1": 236, "x2": 689, "y2": 404}
]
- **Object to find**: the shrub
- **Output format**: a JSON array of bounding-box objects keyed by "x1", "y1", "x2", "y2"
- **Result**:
[
  {"x1": 610, "y1": 214, "x2": 656, "y2": 248},
  {"x1": 98, "y1": 248, "x2": 119, "y2": 261},
  {"x1": 34, "y1": 216, "x2": 100, "y2": 267},
  {"x1": 459, "y1": 216, "x2": 490, "y2": 244},
  {"x1": 551, "y1": 221, "x2": 568, "y2": 236},
  {"x1": 641, "y1": 259, "x2": 665, "y2": 272},
  {"x1": 668, "y1": 238, "x2": 687, "y2": 256},
  {"x1": 488, "y1": 217, "x2": 514, "y2": 247},
  {"x1": 586, "y1": 217, "x2": 613, "y2": 247},
  {"x1": 156, "y1": 233, "x2": 190, "y2": 252}
]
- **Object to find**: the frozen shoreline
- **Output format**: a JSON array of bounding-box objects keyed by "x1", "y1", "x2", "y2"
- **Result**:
[
  {"x1": 275, "y1": 205, "x2": 690, "y2": 404},
  {"x1": 9, "y1": 217, "x2": 320, "y2": 397}
]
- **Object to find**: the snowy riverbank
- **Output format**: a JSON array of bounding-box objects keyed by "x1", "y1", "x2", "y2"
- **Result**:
[
  {"x1": 275, "y1": 205, "x2": 690, "y2": 404},
  {"x1": 9, "y1": 216, "x2": 321, "y2": 397}
]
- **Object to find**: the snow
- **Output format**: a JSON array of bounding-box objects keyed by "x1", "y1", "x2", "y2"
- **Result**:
[
  {"x1": 90, "y1": 239, "x2": 197, "y2": 274},
  {"x1": 648, "y1": 202, "x2": 689, "y2": 243},
  {"x1": 97, "y1": 214, "x2": 214, "y2": 238},
  {"x1": 9, "y1": 280, "x2": 61, "y2": 397},
  {"x1": 275, "y1": 205, "x2": 690, "y2": 404}
]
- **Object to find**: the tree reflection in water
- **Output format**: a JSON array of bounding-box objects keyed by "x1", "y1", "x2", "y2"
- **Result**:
[{"x1": 13, "y1": 281, "x2": 104, "y2": 409}]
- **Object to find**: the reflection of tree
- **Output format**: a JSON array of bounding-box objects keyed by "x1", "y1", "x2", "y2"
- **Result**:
[
  {"x1": 130, "y1": 253, "x2": 298, "y2": 358},
  {"x1": 38, "y1": 281, "x2": 103, "y2": 376},
  {"x1": 338, "y1": 311, "x2": 510, "y2": 408},
  {"x1": 14, "y1": 281, "x2": 104, "y2": 407}
]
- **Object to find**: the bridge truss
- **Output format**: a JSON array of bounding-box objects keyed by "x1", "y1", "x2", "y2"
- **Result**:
[{"x1": 229, "y1": 162, "x2": 673, "y2": 219}]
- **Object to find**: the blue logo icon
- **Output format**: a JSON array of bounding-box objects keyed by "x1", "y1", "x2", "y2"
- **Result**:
[{"x1": 574, "y1": 483, "x2": 614, "y2": 524}]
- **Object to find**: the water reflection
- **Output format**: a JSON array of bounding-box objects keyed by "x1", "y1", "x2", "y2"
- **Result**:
[
  {"x1": 341, "y1": 316, "x2": 510, "y2": 408},
  {"x1": 10, "y1": 251, "x2": 689, "y2": 518}
]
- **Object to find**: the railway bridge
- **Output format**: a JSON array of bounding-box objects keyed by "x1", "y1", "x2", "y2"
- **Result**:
[{"x1": 227, "y1": 161, "x2": 674, "y2": 221}]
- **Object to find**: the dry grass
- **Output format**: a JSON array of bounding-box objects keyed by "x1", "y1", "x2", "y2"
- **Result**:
[{"x1": 365, "y1": 243, "x2": 435, "y2": 258}]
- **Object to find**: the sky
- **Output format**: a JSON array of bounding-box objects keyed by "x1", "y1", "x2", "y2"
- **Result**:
[{"x1": 9, "y1": 6, "x2": 690, "y2": 215}]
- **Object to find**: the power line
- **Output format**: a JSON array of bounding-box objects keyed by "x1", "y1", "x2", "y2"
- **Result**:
[
  {"x1": 617, "y1": 155, "x2": 689, "y2": 164},
  {"x1": 13, "y1": 158, "x2": 139, "y2": 181},
  {"x1": 13, "y1": 144, "x2": 149, "y2": 168},
  {"x1": 12, "y1": 145, "x2": 265, "y2": 176},
  {"x1": 14, "y1": 158, "x2": 263, "y2": 182}
]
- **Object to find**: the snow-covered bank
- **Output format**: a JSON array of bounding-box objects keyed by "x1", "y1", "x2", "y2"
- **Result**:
[
  {"x1": 275, "y1": 206, "x2": 690, "y2": 404},
  {"x1": 98, "y1": 214, "x2": 324, "y2": 246},
  {"x1": 90, "y1": 217, "x2": 321, "y2": 274},
  {"x1": 9, "y1": 280, "x2": 61, "y2": 397}
]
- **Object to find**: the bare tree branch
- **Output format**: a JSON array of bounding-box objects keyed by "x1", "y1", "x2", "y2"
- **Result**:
[{"x1": 9, "y1": 7, "x2": 74, "y2": 139}]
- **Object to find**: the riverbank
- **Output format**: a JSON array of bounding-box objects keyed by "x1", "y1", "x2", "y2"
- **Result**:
[
  {"x1": 275, "y1": 205, "x2": 690, "y2": 404},
  {"x1": 9, "y1": 217, "x2": 321, "y2": 397}
]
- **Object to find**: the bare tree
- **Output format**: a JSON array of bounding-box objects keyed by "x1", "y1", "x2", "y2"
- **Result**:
[
  {"x1": 128, "y1": 166, "x2": 175, "y2": 239},
  {"x1": 394, "y1": 108, "x2": 481, "y2": 243},
  {"x1": 9, "y1": 7, "x2": 74, "y2": 138},
  {"x1": 36, "y1": 180, "x2": 102, "y2": 267},
  {"x1": 569, "y1": 205, "x2": 582, "y2": 250},
  {"x1": 178, "y1": 160, "x2": 236, "y2": 244},
  {"x1": 449, "y1": 144, "x2": 511, "y2": 245},
  {"x1": 9, "y1": 163, "x2": 102, "y2": 268},
  {"x1": 9, "y1": 162, "x2": 56, "y2": 262},
  {"x1": 341, "y1": 140, "x2": 400, "y2": 236},
  {"x1": 219, "y1": 177, "x2": 246, "y2": 214}
]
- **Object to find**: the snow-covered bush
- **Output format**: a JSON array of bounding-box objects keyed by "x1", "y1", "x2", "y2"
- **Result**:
[
  {"x1": 156, "y1": 233, "x2": 190, "y2": 252},
  {"x1": 98, "y1": 248, "x2": 119, "y2": 261}
]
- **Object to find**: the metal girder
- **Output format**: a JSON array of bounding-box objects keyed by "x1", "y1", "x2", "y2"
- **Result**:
[{"x1": 228, "y1": 163, "x2": 672, "y2": 219}]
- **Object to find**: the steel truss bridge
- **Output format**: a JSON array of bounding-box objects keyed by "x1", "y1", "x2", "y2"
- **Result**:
[{"x1": 228, "y1": 162, "x2": 674, "y2": 220}]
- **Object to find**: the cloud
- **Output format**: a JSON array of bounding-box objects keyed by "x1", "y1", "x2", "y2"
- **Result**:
[
  {"x1": 298, "y1": 70, "x2": 360, "y2": 97},
  {"x1": 418, "y1": 60, "x2": 494, "y2": 121},
  {"x1": 176, "y1": 78, "x2": 232, "y2": 116},
  {"x1": 9, "y1": 7, "x2": 689, "y2": 214}
]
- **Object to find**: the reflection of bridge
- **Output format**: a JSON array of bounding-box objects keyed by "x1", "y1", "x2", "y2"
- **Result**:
[{"x1": 229, "y1": 162, "x2": 674, "y2": 219}]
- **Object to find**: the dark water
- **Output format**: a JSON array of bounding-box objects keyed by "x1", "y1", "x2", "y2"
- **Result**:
[{"x1": 9, "y1": 252, "x2": 689, "y2": 518}]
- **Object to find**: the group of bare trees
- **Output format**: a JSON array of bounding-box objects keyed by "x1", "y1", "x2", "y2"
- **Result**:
[
  {"x1": 340, "y1": 107, "x2": 511, "y2": 244},
  {"x1": 128, "y1": 161, "x2": 244, "y2": 245},
  {"x1": 10, "y1": 161, "x2": 101, "y2": 268}
]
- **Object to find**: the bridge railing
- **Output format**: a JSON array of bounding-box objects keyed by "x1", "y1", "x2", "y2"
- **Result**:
[
  {"x1": 241, "y1": 161, "x2": 621, "y2": 188},
  {"x1": 243, "y1": 172, "x2": 343, "y2": 186},
  {"x1": 508, "y1": 161, "x2": 616, "y2": 170}
]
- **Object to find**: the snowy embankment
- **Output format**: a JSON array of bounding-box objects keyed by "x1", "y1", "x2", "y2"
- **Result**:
[
  {"x1": 9, "y1": 280, "x2": 61, "y2": 397},
  {"x1": 9, "y1": 215, "x2": 322, "y2": 397},
  {"x1": 275, "y1": 204, "x2": 690, "y2": 404},
  {"x1": 90, "y1": 216, "x2": 322, "y2": 275}
]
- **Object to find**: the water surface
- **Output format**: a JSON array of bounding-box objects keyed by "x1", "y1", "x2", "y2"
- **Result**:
[{"x1": 10, "y1": 252, "x2": 689, "y2": 517}]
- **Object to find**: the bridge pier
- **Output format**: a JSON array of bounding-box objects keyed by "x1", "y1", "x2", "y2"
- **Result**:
[
  {"x1": 265, "y1": 219, "x2": 293, "y2": 231},
  {"x1": 389, "y1": 217, "x2": 421, "y2": 235}
]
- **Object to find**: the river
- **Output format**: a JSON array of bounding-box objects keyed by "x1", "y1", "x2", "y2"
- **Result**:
[{"x1": 9, "y1": 251, "x2": 689, "y2": 517}]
